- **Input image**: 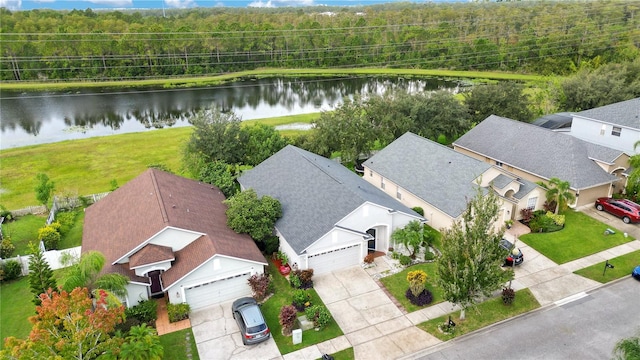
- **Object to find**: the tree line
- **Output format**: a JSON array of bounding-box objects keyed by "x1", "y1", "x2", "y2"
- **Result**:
[{"x1": 1, "y1": 1, "x2": 639, "y2": 82}]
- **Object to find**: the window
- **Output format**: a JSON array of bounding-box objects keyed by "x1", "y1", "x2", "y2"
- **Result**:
[
  {"x1": 369, "y1": 169, "x2": 373, "y2": 177},
  {"x1": 612, "y1": 126, "x2": 622, "y2": 137},
  {"x1": 381, "y1": 178, "x2": 385, "y2": 189},
  {"x1": 527, "y1": 197, "x2": 537, "y2": 210},
  {"x1": 496, "y1": 161, "x2": 503, "y2": 167},
  {"x1": 396, "y1": 188, "x2": 402, "y2": 200}
]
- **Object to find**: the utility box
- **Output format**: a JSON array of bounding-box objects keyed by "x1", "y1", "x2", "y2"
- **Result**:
[{"x1": 292, "y1": 329, "x2": 302, "y2": 345}]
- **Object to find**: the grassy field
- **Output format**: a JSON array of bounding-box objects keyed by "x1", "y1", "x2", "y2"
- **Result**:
[
  {"x1": 519, "y1": 210, "x2": 635, "y2": 264},
  {"x1": 0, "y1": 113, "x2": 316, "y2": 210},
  {"x1": 0, "y1": 68, "x2": 550, "y2": 92},
  {"x1": 0, "y1": 276, "x2": 33, "y2": 349},
  {"x1": 417, "y1": 288, "x2": 540, "y2": 341},
  {"x1": 159, "y1": 328, "x2": 200, "y2": 360},
  {"x1": 574, "y1": 249, "x2": 640, "y2": 283}
]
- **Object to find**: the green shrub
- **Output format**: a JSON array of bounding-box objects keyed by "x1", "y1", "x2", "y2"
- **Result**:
[
  {"x1": 545, "y1": 211, "x2": 565, "y2": 226},
  {"x1": 2, "y1": 260, "x2": 22, "y2": 281},
  {"x1": 304, "y1": 305, "x2": 332, "y2": 329},
  {"x1": 399, "y1": 254, "x2": 412, "y2": 266},
  {"x1": 125, "y1": 300, "x2": 158, "y2": 324},
  {"x1": 38, "y1": 225, "x2": 61, "y2": 250},
  {"x1": 529, "y1": 213, "x2": 563, "y2": 233},
  {"x1": 167, "y1": 303, "x2": 190, "y2": 323},
  {"x1": 502, "y1": 288, "x2": 516, "y2": 305},
  {"x1": 411, "y1": 207, "x2": 424, "y2": 216},
  {"x1": 289, "y1": 273, "x2": 302, "y2": 289},
  {"x1": 0, "y1": 238, "x2": 16, "y2": 258},
  {"x1": 55, "y1": 211, "x2": 77, "y2": 236},
  {"x1": 423, "y1": 250, "x2": 435, "y2": 261},
  {"x1": 263, "y1": 235, "x2": 280, "y2": 256},
  {"x1": 0, "y1": 206, "x2": 13, "y2": 222}
]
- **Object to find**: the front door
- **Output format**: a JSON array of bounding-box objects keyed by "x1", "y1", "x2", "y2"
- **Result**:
[
  {"x1": 366, "y1": 228, "x2": 376, "y2": 253},
  {"x1": 148, "y1": 270, "x2": 163, "y2": 298}
]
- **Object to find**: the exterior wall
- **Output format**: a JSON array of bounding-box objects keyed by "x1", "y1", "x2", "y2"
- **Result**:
[
  {"x1": 166, "y1": 255, "x2": 264, "y2": 305},
  {"x1": 277, "y1": 231, "x2": 303, "y2": 269},
  {"x1": 512, "y1": 189, "x2": 546, "y2": 220},
  {"x1": 576, "y1": 183, "x2": 612, "y2": 207},
  {"x1": 123, "y1": 282, "x2": 150, "y2": 308},
  {"x1": 363, "y1": 167, "x2": 454, "y2": 231},
  {"x1": 570, "y1": 117, "x2": 640, "y2": 154}
]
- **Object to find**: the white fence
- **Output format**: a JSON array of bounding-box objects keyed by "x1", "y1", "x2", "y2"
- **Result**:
[{"x1": 0, "y1": 246, "x2": 81, "y2": 276}]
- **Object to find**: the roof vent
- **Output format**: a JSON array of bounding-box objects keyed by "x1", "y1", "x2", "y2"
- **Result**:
[{"x1": 172, "y1": 205, "x2": 176, "y2": 208}]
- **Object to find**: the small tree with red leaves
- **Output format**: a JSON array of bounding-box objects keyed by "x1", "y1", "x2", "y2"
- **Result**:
[{"x1": 1, "y1": 287, "x2": 125, "y2": 360}]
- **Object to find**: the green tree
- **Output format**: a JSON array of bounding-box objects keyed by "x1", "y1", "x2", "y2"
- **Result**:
[
  {"x1": 224, "y1": 189, "x2": 282, "y2": 243},
  {"x1": 117, "y1": 324, "x2": 164, "y2": 360},
  {"x1": 34, "y1": 173, "x2": 55, "y2": 210},
  {"x1": 613, "y1": 330, "x2": 640, "y2": 360},
  {"x1": 1, "y1": 288, "x2": 125, "y2": 360},
  {"x1": 61, "y1": 251, "x2": 129, "y2": 299},
  {"x1": 198, "y1": 161, "x2": 238, "y2": 198},
  {"x1": 537, "y1": 177, "x2": 575, "y2": 214},
  {"x1": 464, "y1": 82, "x2": 533, "y2": 124},
  {"x1": 435, "y1": 185, "x2": 511, "y2": 320},
  {"x1": 28, "y1": 242, "x2": 57, "y2": 306},
  {"x1": 310, "y1": 95, "x2": 377, "y2": 164},
  {"x1": 411, "y1": 90, "x2": 471, "y2": 143},
  {"x1": 391, "y1": 220, "x2": 430, "y2": 259},
  {"x1": 242, "y1": 123, "x2": 289, "y2": 166},
  {"x1": 626, "y1": 141, "x2": 640, "y2": 198},
  {"x1": 183, "y1": 108, "x2": 248, "y2": 173}
]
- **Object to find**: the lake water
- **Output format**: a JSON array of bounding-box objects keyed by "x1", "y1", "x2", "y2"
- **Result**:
[{"x1": 0, "y1": 76, "x2": 464, "y2": 149}]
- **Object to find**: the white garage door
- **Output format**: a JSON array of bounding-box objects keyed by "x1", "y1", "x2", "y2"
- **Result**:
[
  {"x1": 184, "y1": 272, "x2": 251, "y2": 310},
  {"x1": 307, "y1": 243, "x2": 361, "y2": 275}
]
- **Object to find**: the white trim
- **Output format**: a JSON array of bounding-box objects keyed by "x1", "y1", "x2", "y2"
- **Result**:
[
  {"x1": 130, "y1": 258, "x2": 175, "y2": 271},
  {"x1": 164, "y1": 255, "x2": 265, "y2": 291},
  {"x1": 112, "y1": 226, "x2": 205, "y2": 265}
]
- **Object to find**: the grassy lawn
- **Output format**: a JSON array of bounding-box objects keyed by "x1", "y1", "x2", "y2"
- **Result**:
[
  {"x1": 0, "y1": 113, "x2": 315, "y2": 210},
  {"x1": 159, "y1": 328, "x2": 200, "y2": 360},
  {"x1": 519, "y1": 210, "x2": 634, "y2": 264},
  {"x1": 262, "y1": 262, "x2": 343, "y2": 355},
  {"x1": 1, "y1": 214, "x2": 46, "y2": 256},
  {"x1": 0, "y1": 276, "x2": 34, "y2": 349},
  {"x1": 379, "y1": 262, "x2": 445, "y2": 313},
  {"x1": 574, "y1": 249, "x2": 640, "y2": 283},
  {"x1": 0, "y1": 68, "x2": 550, "y2": 92},
  {"x1": 316, "y1": 347, "x2": 354, "y2": 360},
  {"x1": 417, "y1": 288, "x2": 540, "y2": 341},
  {"x1": 57, "y1": 210, "x2": 85, "y2": 250}
]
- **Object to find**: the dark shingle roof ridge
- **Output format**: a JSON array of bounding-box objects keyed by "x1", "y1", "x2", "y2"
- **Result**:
[
  {"x1": 575, "y1": 98, "x2": 640, "y2": 128},
  {"x1": 149, "y1": 168, "x2": 170, "y2": 224}
]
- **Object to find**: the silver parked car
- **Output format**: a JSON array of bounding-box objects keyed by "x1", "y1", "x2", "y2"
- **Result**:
[{"x1": 232, "y1": 297, "x2": 271, "y2": 345}]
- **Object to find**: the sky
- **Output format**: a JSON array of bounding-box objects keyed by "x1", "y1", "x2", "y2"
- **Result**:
[{"x1": 0, "y1": 0, "x2": 459, "y2": 11}]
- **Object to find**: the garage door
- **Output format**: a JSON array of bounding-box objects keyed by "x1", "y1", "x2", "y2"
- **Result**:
[
  {"x1": 184, "y1": 272, "x2": 251, "y2": 310},
  {"x1": 307, "y1": 243, "x2": 361, "y2": 275}
]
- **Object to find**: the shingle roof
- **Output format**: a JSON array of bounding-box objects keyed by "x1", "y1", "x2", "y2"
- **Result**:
[
  {"x1": 129, "y1": 244, "x2": 175, "y2": 269},
  {"x1": 575, "y1": 98, "x2": 640, "y2": 129},
  {"x1": 364, "y1": 133, "x2": 491, "y2": 218},
  {"x1": 238, "y1": 145, "x2": 421, "y2": 254},
  {"x1": 453, "y1": 115, "x2": 620, "y2": 190},
  {"x1": 82, "y1": 169, "x2": 266, "y2": 286}
]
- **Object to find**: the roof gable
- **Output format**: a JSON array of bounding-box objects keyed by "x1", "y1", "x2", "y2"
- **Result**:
[
  {"x1": 453, "y1": 115, "x2": 619, "y2": 189},
  {"x1": 575, "y1": 98, "x2": 640, "y2": 129},
  {"x1": 364, "y1": 132, "x2": 492, "y2": 218},
  {"x1": 82, "y1": 169, "x2": 266, "y2": 282},
  {"x1": 238, "y1": 145, "x2": 420, "y2": 254}
]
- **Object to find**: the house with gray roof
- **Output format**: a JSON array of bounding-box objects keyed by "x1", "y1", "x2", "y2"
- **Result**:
[
  {"x1": 238, "y1": 145, "x2": 424, "y2": 275},
  {"x1": 568, "y1": 97, "x2": 640, "y2": 154},
  {"x1": 363, "y1": 132, "x2": 546, "y2": 231},
  {"x1": 82, "y1": 169, "x2": 267, "y2": 310},
  {"x1": 453, "y1": 115, "x2": 627, "y2": 207}
]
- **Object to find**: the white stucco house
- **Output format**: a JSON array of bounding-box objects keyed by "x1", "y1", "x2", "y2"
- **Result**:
[
  {"x1": 363, "y1": 132, "x2": 547, "y2": 232},
  {"x1": 82, "y1": 168, "x2": 267, "y2": 310},
  {"x1": 568, "y1": 97, "x2": 640, "y2": 155},
  {"x1": 238, "y1": 145, "x2": 425, "y2": 275}
]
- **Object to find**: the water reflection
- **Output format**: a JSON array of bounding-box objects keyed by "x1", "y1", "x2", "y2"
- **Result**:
[{"x1": 0, "y1": 76, "x2": 463, "y2": 148}]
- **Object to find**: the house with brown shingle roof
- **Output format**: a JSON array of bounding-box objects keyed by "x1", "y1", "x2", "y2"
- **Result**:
[{"x1": 82, "y1": 168, "x2": 267, "y2": 310}]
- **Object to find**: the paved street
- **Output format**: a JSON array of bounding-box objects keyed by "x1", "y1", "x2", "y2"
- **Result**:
[{"x1": 409, "y1": 277, "x2": 640, "y2": 360}]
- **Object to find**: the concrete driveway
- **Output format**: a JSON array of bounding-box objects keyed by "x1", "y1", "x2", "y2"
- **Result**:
[
  {"x1": 580, "y1": 204, "x2": 640, "y2": 239},
  {"x1": 190, "y1": 301, "x2": 281, "y2": 360}
]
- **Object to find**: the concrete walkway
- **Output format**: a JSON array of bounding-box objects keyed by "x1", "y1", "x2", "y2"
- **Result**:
[{"x1": 282, "y1": 223, "x2": 640, "y2": 360}]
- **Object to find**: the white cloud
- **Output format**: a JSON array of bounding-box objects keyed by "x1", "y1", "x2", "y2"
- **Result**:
[
  {"x1": 87, "y1": 0, "x2": 133, "y2": 6},
  {"x1": 0, "y1": 0, "x2": 21, "y2": 10},
  {"x1": 33, "y1": 0, "x2": 55, "y2": 3},
  {"x1": 165, "y1": 0, "x2": 196, "y2": 8},
  {"x1": 273, "y1": 0, "x2": 314, "y2": 5},
  {"x1": 248, "y1": 0, "x2": 273, "y2": 7}
]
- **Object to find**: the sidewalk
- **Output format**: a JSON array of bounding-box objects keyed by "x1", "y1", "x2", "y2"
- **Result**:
[{"x1": 283, "y1": 228, "x2": 640, "y2": 360}]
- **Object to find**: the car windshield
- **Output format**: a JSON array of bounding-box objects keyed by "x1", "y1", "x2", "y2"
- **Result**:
[{"x1": 247, "y1": 323, "x2": 267, "y2": 333}]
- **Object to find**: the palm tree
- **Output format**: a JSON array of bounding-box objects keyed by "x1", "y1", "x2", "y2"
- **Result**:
[
  {"x1": 61, "y1": 251, "x2": 129, "y2": 299},
  {"x1": 537, "y1": 177, "x2": 576, "y2": 214},
  {"x1": 626, "y1": 141, "x2": 640, "y2": 198}
]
